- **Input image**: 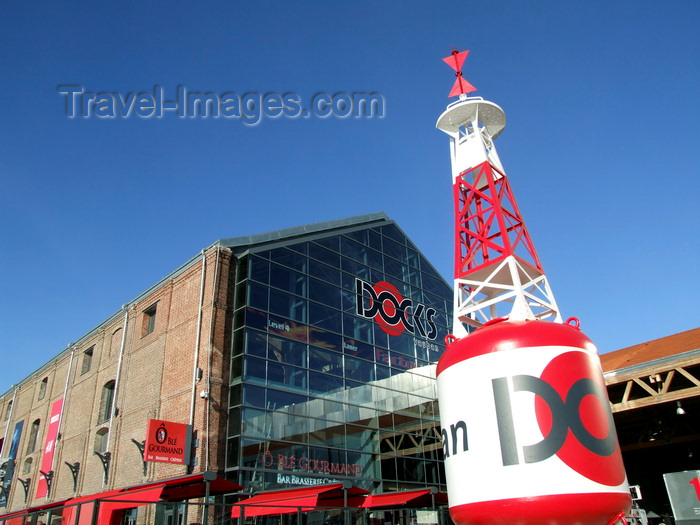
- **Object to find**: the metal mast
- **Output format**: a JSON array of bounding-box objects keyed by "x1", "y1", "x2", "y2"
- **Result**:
[{"x1": 436, "y1": 50, "x2": 562, "y2": 337}]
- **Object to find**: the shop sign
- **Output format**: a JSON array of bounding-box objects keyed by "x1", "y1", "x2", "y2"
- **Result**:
[
  {"x1": 144, "y1": 419, "x2": 192, "y2": 465},
  {"x1": 355, "y1": 278, "x2": 437, "y2": 339},
  {"x1": 663, "y1": 470, "x2": 700, "y2": 522},
  {"x1": 262, "y1": 451, "x2": 363, "y2": 476}
]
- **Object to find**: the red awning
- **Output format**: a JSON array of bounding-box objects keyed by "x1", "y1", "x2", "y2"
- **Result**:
[
  {"x1": 0, "y1": 472, "x2": 243, "y2": 525},
  {"x1": 232, "y1": 483, "x2": 369, "y2": 518},
  {"x1": 361, "y1": 488, "x2": 448, "y2": 509},
  {"x1": 62, "y1": 489, "x2": 124, "y2": 525},
  {"x1": 0, "y1": 498, "x2": 70, "y2": 520},
  {"x1": 97, "y1": 485, "x2": 166, "y2": 525},
  {"x1": 122, "y1": 472, "x2": 243, "y2": 501}
]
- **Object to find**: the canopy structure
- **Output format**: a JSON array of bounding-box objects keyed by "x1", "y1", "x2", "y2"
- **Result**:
[
  {"x1": 361, "y1": 487, "x2": 448, "y2": 509},
  {"x1": 0, "y1": 471, "x2": 243, "y2": 525},
  {"x1": 232, "y1": 482, "x2": 369, "y2": 518},
  {"x1": 123, "y1": 471, "x2": 243, "y2": 501}
]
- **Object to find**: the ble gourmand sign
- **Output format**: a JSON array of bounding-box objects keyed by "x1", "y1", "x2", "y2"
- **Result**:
[{"x1": 144, "y1": 419, "x2": 192, "y2": 465}]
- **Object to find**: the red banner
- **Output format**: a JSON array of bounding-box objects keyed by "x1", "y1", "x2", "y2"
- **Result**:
[
  {"x1": 144, "y1": 419, "x2": 192, "y2": 465},
  {"x1": 36, "y1": 398, "x2": 63, "y2": 498}
]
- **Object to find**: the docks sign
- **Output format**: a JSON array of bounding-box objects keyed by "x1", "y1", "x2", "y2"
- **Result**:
[{"x1": 355, "y1": 278, "x2": 437, "y2": 339}]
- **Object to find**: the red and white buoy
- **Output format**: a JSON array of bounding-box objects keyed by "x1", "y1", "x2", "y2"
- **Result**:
[{"x1": 436, "y1": 50, "x2": 631, "y2": 525}]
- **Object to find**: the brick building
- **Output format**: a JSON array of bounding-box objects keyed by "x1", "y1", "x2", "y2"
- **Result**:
[
  {"x1": 0, "y1": 212, "x2": 697, "y2": 524},
  {"x1": 0, "y1": 213, "x2": 453, "y2": 524}
]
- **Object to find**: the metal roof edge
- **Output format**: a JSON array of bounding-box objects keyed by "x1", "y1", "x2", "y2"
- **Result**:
[
  {"x1": 216, "y1": 212, "x2": 390, "y2": 252},
  {"x1": 603, "y1": 347, "x2": 700, "y2": 380}
]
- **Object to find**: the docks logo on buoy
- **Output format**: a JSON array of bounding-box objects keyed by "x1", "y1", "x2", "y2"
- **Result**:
[
  {"x1": 355, "y1": 278, "x2": 437, "y2": 339},
  {"x1": 491, "y1": 351, "x2": 625, "y2": 486}
]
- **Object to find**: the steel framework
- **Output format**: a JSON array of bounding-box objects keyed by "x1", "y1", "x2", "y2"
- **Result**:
[{"x1": 437, "y1": 95, "x2": 562, "y2": 336}]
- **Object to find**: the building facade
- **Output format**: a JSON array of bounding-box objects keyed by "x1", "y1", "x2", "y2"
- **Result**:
[{"x1": 0, "y1": 213, "x2": 453, "y2": 522}]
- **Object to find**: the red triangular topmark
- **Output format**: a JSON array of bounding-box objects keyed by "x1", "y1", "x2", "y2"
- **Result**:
[
  {"x1": 448, "y1": 75, "x2": 477, "y2": 97},
  {"x1": 443, "y1": 50, "x2": 469, "y2": 72}
]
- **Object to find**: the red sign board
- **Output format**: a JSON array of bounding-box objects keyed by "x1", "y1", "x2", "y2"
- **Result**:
[{"x1": 144, "y1": 419, "x2": 192, "y2": 465}]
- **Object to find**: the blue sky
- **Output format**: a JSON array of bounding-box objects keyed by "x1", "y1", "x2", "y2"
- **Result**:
[{"x1": 1, "y1": 1, "x2": 698, "y2": 394}]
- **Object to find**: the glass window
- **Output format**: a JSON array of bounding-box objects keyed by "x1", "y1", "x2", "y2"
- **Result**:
[
  {"x1": 248, "y1": 282, "x2": 268, "y2": 311},
  {"x1": 309, "y1": 327, "x2": 342, "y2": 350},
  {"x1": 26, "y1": 419, "x2": 40, "y2": 454},
  {"x1": 344, "y1": 355, "x2": 374, "y2": 383},
  {"x1": 345, "y1": 424, "x2": 375, "y2": 450},
  {"x1": 98, "y1": 381, "x2": 115, "y2": 423},
  {"x1": 268, "y1": 335, "x2": 307, "y2": 367},
  {"x1": 404, "y1": 265, "x2": 421, "y2": 287},
  {"x1": 382, "y1": 237, "x2": 407, "y2": 263},
  {"x1": 312, "y1": 236, "x2": 340, "y2": 253},
  {"x1": 419, "y1": 254, "x2": 440, "y2": 278},
  {"x1": 383, "y1": 256, "x2": 406, "y2": 282},
  {"x1": 249, "y1": 256, "x2": 270, "y2": 284},
  {"x1": 342, "y1": 338, "x2": 374, "y2": 361},
  {"x1": 308, "y1": 258, "x2": 340, "y2": 285},
  {"x1": 342, "y1": 314, "x2": 373, "y2": 344},
  {"x1": 340, "y1": 276, "x2": 359, "y2": 313},
  {"x1": 308, "y1": 278, "x2": 341, "y2": 309},
  {"x1": 269, "y1": 289, "x2": 307, "y2": 323},
  {"x1": 269, "y1": 247, "x2": 307, "y2": 272},
  {"x1": 141, "y1": 303, "x2": 157, "y2": 336},
  {"x1": 309, "y1": 302, "x2": 342, "y2": 334},
  {"x1": 240, "y1": 408, "x2": 269, "y2": 437},
  {"x1": 242, "y1": 385, "x2": 266, "y2": 408},
  {"x1": 81, "y1": 347, "x2": 94, "y2": 375},
  {"x1": 406, "y1": 246, "x2": 420, "y2": 268},
  {"x1": 268, "y1": 362, "x2": 307, "y2": 390},
  {"x1": 368, "y1": 229, "x2": 382, "y2": 251},
  {"x1": 244, "y1": 356, "x2": 267, "y2": 384},
  {"x1": 37, "y1": 377, "x2": 48, "y2": 401},
  {"x1": 245, "y1": 330, "x2": 267, "y2": 358},
  {"x1": 309, "y1": 242, "x2": 340, "y2": 268},
  {"x1": 380, "y1": 223, "x2": 405, "y2": 244},
  {"x1": 270, "y1": 263, "x2": 307, "y2": 297},
  {"x1": 422, "y1": 272, "x2": 450, "y2": 297},
  {"x1": 229, "y1": 384, "x2": 242, "y2": 408},
  {"x1": 308, "y1": 371, "x2": 343, "y2": 394},
  {"x1": 340, "y1": 258, "x2": 371, "y2": 282},
  {"x1": 287, "y1": 242, "x2": 308, "y2": 255},
  {"x1": 309, "y1": 347, "x2": 343, "y2": 375},
  {"x1": 94, "y1": 428, "x2": 109, "y2": 453},
  {"x1": 266, "y1": 389, "x2": 309, "y2": 412},
  {"x1": 373, "y1": 324, "x2": 389, "y2": 350},
  {"x1": 344, "y1": 229, "x2": 368, "y2": 245}
]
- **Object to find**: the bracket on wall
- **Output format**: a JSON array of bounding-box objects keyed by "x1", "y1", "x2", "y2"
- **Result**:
[
  {"x1": 64, "y1": 461, "x2": 80, "y2": 492},
  {"x1": 17, "y1": 477, "x2": 31, "y2": 504},
  {"x1": 131, "y1": 439, "x2": 147, "y2": 476},
  {"x1": 94, "y1": 451, "x2": 111, "y2": 484},
  {"x1": 39, "y1": 470, "x2": 54, "y2": 497}
]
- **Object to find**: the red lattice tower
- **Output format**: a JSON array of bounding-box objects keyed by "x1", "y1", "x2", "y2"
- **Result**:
[{"x1": 437, "y1": 50, "x2": 561, "y2": 336}]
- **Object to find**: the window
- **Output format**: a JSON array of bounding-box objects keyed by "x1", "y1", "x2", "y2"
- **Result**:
[
  {"x1": 98, "y1": 381, "x2": 116, "y2": 423},
  {"x1": 95, "y1": 427, "x2": 109, "y2": 453},
  {"x1": 37, "y1": 377, "x2": 48, "y2": 401},
  {"x1": 26, "y1": 419, "x2": 40, "y2": 454},
  {"x1": 141, "y1": 303, "x2": 157, "y2": 336},
  {"x1": 22, "y1": 457, "x2": 33, "y2": 475},
  {"x1": 4, "y1": 400, "x2": 11, "y2": 421},
  {"x1": 81, "y1": 347, "x2": 94, "y2": 375}
]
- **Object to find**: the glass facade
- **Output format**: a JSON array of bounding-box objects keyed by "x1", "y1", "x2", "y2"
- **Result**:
[{"x1": 225, "y1": 221, "x2": 452, "y2": 494}]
